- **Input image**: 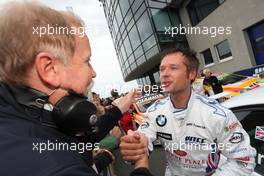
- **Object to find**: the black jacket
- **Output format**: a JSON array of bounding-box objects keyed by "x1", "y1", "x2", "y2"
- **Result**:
[
  {"x1": 130, "y1": 167, "x2": 154, "y2": 176},
  {"x1": 203, "y1": 76, "x2": 223, "y2": 94},
  {"x1": 0, "y1": 83, "x2": 122, "y2": 176}
]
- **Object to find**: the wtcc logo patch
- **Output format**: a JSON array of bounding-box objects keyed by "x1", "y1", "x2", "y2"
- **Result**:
[{"x1": 185, "y1": 136, "x2": 206, "y2": 145}]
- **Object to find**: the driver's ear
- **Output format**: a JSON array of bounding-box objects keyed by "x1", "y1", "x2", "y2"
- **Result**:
[
  {"x1": 34, "y1": 52, "x2": 61, "y2": 88},
  {"x1": 189, "y1": 69, "x2": 197, "y2": 81}
]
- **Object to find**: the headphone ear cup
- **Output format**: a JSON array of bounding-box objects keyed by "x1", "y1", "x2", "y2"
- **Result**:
[{"x1": 52, "y1": 94, "x2": 97, "y2": 133}]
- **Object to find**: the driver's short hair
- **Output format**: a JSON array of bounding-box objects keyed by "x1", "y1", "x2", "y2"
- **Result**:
[{"x1": 160, "y1": 48, "x2": 200, "y2": 75}]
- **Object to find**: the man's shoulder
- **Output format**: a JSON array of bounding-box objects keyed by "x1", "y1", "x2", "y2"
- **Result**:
[
  {"x1": 0, "y1": 130, "x2": 95, "y2": 175},
  {"x1": 146, "y1": 97, "x2": 169, "y2": 114},
  {"x1": 193, "y1": 94, "x2": 231, "y2": 119},
  {"x1": 211, "y1": 76, "x2": 220, "y2": 82}
]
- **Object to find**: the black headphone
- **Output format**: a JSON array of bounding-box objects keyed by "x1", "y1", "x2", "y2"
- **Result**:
[
  {"x1": 8, "y1": 84, "x2": 98, "y2": 134},
  {"x1": 52, "y1": 92, "x2": 98, "y2": 134}
]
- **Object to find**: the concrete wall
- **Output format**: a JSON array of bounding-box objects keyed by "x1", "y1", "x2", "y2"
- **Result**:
[{"x1": 179, "y1": 0, "x2": 264, "y2": 73}]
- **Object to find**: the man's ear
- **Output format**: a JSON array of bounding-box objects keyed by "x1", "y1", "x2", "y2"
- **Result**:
[
  {"x1": 34, "y1": 52, "x2": 61, "y2": 88},
  {"x1": 189, "y1": 69, "x2": 197, "y2": 81}
]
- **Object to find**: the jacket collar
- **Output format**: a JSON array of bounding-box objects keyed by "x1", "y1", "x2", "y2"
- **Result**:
[
  {"x1": 0, "y1": 82, "x2": 56, "y2": 127},
  {"x1": 168, "y1": 89, "x2": 194, "y2": 114}
]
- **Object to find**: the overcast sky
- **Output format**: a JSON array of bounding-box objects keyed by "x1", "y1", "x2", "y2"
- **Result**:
[{"x1": 0, "y1": 0, "x2": 138, "y2": 98}]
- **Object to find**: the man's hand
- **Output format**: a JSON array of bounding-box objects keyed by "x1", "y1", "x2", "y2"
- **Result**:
[
  {"x1": 119, "y1": 130, "x2": 148, "y2": 162},
  {"x1": 111, "y1": 126, "x2": 122, "y2": 139},
  {"x1": 112, "y1": 89, "x2": 141, "y2": 114}
]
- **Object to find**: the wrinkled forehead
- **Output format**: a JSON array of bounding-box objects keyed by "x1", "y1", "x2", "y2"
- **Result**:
[{"x1": 72, "y1": 34, "x2": 91, "y2": 59}]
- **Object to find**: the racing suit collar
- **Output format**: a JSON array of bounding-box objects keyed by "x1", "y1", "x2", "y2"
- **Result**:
[{"x1": 168, "y1": 89, "x2": 194, "y2": 115}]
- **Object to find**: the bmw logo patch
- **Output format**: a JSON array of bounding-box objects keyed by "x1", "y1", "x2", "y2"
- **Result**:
[{"x1": 156, "y1": 114, "x2": 167, "y2": 127}]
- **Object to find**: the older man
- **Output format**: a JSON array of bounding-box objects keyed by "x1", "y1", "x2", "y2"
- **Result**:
[
  {"x1": 0, "y1": 1, "x2": 141, "y2": 175},
  {"x1": 203, "y1": 69, "x2": 223, "y2": 95}
]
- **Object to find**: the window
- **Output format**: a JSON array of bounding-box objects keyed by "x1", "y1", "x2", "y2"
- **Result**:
[
  {"x1": 116, "y1": 32, "x2": 121, "y2": 45},
  {"x1": 124, "y1": 36, "x2": 132, "y2": 56},
  {"x1": 117, "y1": 53, "x2": 122, "y2": 66},
  {"x1": 137, "y1": 55, "x2": 146, "y2": 66},
  {"x1": 128, "y1": 54, "x2": 135, "y2": 65},
  {"x1": 142, "y1": 35, "x2": 156, "y2": 51},
  {"x1": 215, "y1": 39, "x2": 232, "y2": 60},
  {"x1": 137, "y1": 79, "x2": 142, "y2": 85},
  {"x1": 145, "y1": 45, "x2": 159, "y2": 59},
  {"x1": 145, "y1": 76, "x2": 151, "y2": 85},
  {"x1": 113, "y1": 17, "x2": 119, "y2": 35},
  {"x1": 148, "y1": 1, "x2": 166, "y2": 9},
  {"x1": 201, "y1": 49, "x2": 214, "y2": 65},
  {"x1": 131, "y1": 61, "x2": 137, "y2": 70},
  {"x1": 124, "y1": 9, "x2": 133, "y2": 25},
  {"x1": 120, "y1": 22, "x2": 126, "y2": 34},
  {"x1": 131, "y1": 0, "x2": 143, "y2": 14},
  {"x1": 119, "y1": 0, "x2": 130, "y2": 16},
  {"x1": 124, "y1": 60, "x2": 129, "y2": 69},
  {"x1": 187, "y1": 0, "x2": 225, "y2": 25},
  {"x1": 120, "y1": 65, "x2": 124, "y2": 75},
  {"x1": 106, "y1": 0, "x2": 110, "y2": 7},
  {"x1": 134, "y1": 3, "x2": 146, "y2": 21},
  {"x1": 141, "y1": 77, "x2": 147, "y2": 85},
  {"x1": 127, "y1": 18, "x2": 135, "y2": 32},
  {"x1": 129, "y1": 0, "x2": 134, "y2": 4},
  {"x1": 168, "y1": 9, "x2": 181, "y2": 27},
  {"x1": 137, "y1": 12, "x2": 153, "y2": 42},
  {"x1": 120, "y1": 44, "x2": 127, "y2": 60},
  {"x1": 118, "y1": 49, "x2": 124, "y2": 65},
  {"x1": 153, "y1": 71, "x2": 160, "y2": 84},
  {"x1": 134, "y1": 46, "x2": 144, "y2": 58},
  {"x1": 151, "y1": 8, "x2": 172, "y2": 32},
  {"x1": 233, "y1": 107, "x2": 264, "y2": 175},
  {"x1": 122, "y1": 29, "x2": 128, "y2": 40},
  {"x1": 127, "y1": 66, "x2": 131, "y2": 73},
  {"x1": 115, "y1": 4, "x2": 123, "y2": 25},
  {"x1": 129, "y1": 26, "x2": 141, "y2": 50}
]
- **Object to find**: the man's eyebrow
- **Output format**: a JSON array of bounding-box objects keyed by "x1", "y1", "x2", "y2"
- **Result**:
[{"x1": 160, "y1": 63, "x2": 178, "y2": 68}]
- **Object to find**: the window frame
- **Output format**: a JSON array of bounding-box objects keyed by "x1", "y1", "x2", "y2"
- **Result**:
[
  {"x1": 187, "y1": 0, "x2": 225, "y2": 26},
  {"x1": 215, "y1": 39, "x2": 232, "y2": 61},
  {"x1": 201, "y1": 48, "x2": 214, "y2": 66}
]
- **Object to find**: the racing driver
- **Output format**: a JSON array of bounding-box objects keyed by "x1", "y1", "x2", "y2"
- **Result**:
[{"x1": 119, "y1": 48, "x2": 256, "y2": 176}]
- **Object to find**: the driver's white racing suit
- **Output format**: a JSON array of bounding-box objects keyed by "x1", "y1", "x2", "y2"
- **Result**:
[{"x1": 138, "y1": 92, "x2": 256, "y2": 176}]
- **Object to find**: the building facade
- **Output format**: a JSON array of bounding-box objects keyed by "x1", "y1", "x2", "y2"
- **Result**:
[
  {"x1": 180, "y1": 0, "x2": 264, "y2": 76},
  {"x1": 100, "y1": 0, "x2": 264, "y2": 85}
]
